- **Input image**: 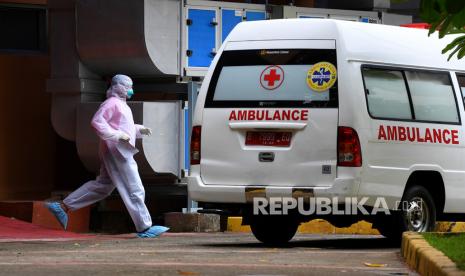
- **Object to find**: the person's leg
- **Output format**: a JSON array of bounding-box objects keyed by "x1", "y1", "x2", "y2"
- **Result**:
[
  {"x1": 47, "y1": 165, "x2": 114, "y2": 230},
  {"x1": 63, "y1": 165, "x2": 115, "y2": 211},
  {"x1": 102, "y1": 151, "x2": 152, "y2": 233}
]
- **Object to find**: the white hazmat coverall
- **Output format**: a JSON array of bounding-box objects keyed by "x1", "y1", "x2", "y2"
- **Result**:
[{"x1": 64, "y1": 75, "x2": 152, "y2": 232}]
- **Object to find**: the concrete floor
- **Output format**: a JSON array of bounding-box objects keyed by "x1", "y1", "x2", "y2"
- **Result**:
[{"x1": 0, "y1": 233, "x2": 416, "y2": 276}]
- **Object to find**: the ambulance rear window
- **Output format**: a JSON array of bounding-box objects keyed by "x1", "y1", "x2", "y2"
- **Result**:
[{"x1": 205, "y1": 49, "x2": 338, "y2": 108}]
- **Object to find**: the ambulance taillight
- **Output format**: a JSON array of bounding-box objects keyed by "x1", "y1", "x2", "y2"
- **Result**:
[
  {"x1": 191, "y1": 126, "x2": 202, "y2": 165},
  {"x1": 337, "y1": 127, "x2": 362, "y2": 167}
]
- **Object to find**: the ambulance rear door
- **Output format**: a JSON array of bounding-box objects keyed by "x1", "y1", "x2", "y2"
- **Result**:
[{"x1": 201, "y1": 40, "x2": 339, "y2": 188}]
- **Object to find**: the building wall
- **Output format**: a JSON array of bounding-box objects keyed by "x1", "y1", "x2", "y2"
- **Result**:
[
  {"x1": 0, "y1": 53, "x2": 54, "y2": 200},
  {"x1": 0, "y1": 0, "x2": 46, "y2": 5},
  {"x1": 0, "y1": 0, "x2": 53, "y2": 200}
]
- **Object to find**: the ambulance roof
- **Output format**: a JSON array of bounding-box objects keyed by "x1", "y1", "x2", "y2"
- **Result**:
[{"x1": 226, "y1": 19, "x2": 465, "y2": 72}]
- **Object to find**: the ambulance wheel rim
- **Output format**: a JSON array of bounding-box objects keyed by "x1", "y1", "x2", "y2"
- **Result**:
[{"x1": 405, "y1": 196, "x2": 430, "y2": 232}]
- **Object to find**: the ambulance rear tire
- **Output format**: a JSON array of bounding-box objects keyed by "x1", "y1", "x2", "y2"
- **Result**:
[
  {"x1": 250, "y1": 216, "x2": 298, "y2": 246},
  {"x1": 399, "y1": 185, "x2": 436, "y2": 232},
  {"x1": 378, "y1": 185, "x2": 436, "y2": 242}
]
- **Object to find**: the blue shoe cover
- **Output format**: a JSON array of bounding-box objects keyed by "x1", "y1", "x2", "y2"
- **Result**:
[
  {"x1": 45, "y1": 202, "x2": 68, "y2": 230},
  {"x1": 137, "y1": 225, "x2": 169, "y2": 238}
]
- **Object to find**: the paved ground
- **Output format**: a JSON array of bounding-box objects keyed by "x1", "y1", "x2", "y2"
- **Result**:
[{"x1": 0, "y1": 232, "x2": 416, "y2": 276}]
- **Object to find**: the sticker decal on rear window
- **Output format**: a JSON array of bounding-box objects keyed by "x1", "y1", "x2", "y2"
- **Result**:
[
  {"x1": 307, "y1": 62, "x2": 337, "y2": 92},
  {"x1": 260, "y1": 65, "x2": 285, "y2": 90}
]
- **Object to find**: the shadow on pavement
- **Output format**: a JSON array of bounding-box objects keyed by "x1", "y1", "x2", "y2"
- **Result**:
[{"x1": 202, "y1": 235, "x2": 400, "y2": 249}]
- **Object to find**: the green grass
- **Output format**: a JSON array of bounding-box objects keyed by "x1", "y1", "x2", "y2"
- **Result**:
[{"x1": 423, "y1": 233, "x2": 465, "y2": 271}]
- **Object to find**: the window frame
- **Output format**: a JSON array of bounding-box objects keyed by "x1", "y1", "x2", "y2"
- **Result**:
[
  {"x1": 0, "y1": 4, "x2": 48, "y2": 53},
  {"x1": 454, "y1": 73, "x2": 465, "y2": 110},
  {"x1": 361, "y1": 64, "x2": 461, "y2": 126},
  {"x1": 204, "y1": 49, "x2": 339, "y2": 109}
]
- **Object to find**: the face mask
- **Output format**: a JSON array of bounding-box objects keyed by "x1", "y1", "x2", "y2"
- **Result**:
[{"x1": 127, "y1": 89, "x2": 134, "y2": 99}]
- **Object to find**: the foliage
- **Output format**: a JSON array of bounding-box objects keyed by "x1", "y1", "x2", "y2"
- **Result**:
[{"x1": 420, "y1": 0, "x2": 465, "y2": 60}]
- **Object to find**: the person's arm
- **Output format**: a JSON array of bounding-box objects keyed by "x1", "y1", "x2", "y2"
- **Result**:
[{"x1": 91, "y1": 100, "x2": 127, "y2": 142}]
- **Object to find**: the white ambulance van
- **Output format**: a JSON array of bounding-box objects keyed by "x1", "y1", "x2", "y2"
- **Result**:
[{"x1": 188, "y1": 19, "x2": 465, "y2": 244}]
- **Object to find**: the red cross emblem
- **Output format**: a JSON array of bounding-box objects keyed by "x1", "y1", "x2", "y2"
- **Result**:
[{"x1": 260, "y1": 65, "x2": 284, "y2": 90}]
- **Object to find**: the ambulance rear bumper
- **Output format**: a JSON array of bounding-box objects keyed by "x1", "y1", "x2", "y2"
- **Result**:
[{"x1": 187, "y1": 174, "x2": 359, "y2": 204}]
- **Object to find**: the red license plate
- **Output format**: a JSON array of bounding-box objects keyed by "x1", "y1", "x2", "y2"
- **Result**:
[{"x1": 245, "y1": 132, "x2": 292, "y2": 147}]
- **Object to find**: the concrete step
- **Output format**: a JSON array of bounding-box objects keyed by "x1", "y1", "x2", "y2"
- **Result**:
[
  {"x1": 164, "y1": 212, "x2": 221, "y2": 232},
  {"x1": 0, "y1": 201, "x2": 33, "y2": 222},
  {"x1": 32, "y1": 201, "x2": 91, "y2": 233},
  {"x1": 0, "y1": 201, "x2": 90, "y2": 233}
]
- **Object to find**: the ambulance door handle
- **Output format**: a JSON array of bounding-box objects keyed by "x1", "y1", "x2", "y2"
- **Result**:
[{"x1": 259, "y1": 152, "x2": 275, "y2": 162}]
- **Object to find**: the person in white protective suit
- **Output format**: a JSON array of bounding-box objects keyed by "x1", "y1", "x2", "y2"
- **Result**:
[{"x1": 46, "y1": 74, "x2": 169, "y2": 238}]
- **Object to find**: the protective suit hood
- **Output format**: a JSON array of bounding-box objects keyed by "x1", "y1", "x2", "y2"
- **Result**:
[{"x1": 106, "y1": 74, "x2": 133, "y2": 100}]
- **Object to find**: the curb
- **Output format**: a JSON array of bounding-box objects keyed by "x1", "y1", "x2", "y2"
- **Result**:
[
  {"x1": 227, "y1": 217, "x2": 465, "y2": 235},
  {"x1": 436, "y1": 222, "x2": 465, "y2": 233},
  {"x1": 227, "y1": 217, "x2": 251, "y2": 232},
  {"x1": 401, "y1": 232, "x2": 465, "y2": 276},
  {"x1": 227, "y1": 217, "x2": 379, "y2": 234}
]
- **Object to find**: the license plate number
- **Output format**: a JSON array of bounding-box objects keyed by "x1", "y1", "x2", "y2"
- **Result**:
[{"x1": 245, "y1": 132, "x2": 292, "y2": 147}]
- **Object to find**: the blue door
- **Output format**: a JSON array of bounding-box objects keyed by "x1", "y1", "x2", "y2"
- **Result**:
[
  {"x1": 245, "y1": 11, "x2": 266, "y2": 21},
  {"x1": 188, "y1": 9, "x2": 216, "y2": 68},
  {"x1": 222, "y1": 9, "x2": 243, "y2": 42}
]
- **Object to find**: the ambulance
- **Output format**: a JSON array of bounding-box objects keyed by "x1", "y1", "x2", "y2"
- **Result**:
[{"x1": 187, "y1": 19, "x2": 465, "y2": 244}]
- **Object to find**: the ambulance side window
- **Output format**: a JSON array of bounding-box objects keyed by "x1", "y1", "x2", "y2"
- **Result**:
[
  {"x1": 363, "y1": 68, "x2": 412, "y2": 120},
  {"x1": 405, "y1": 71, "x2": 459, "y2": 124}
]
